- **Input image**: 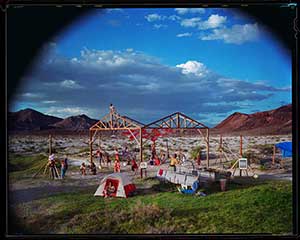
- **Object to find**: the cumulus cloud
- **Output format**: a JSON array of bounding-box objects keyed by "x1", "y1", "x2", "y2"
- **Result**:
[
  {"x1": 45, "y1": 106, "x2": 96, "y2": 118},
  {"x1": 145, "y1": 14, "x2": 164, "y2": 22},
  {"x1": 198, "y1": 14, "x2": 227, "y2": 30},
  {"x1": 180, "y1": 14, "x2": 226, "y2": 30},
  {"x1": 175, "y1": 8, "x2": 205, "y2": 15},
  {"x1": 180, "y1": 17, "x2": 201, "y2": 27},
  {"x1": 60, "y1": 80, "x2": 84, "y2": 89},
  {"x1": 15, "y1": 47, "x2": 289, "y2": 124},
  {"x1": 176, "y1": 60, "x2": 208, "y2": 77},
  {"x1": 200, "y1": 23, "x2": 260, "y2": 44},
  {"x1": 176, "y1": 32, "x2": 193, "y2": 37}
]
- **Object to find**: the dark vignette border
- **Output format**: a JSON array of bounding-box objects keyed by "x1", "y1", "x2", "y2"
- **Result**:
[{"x1": 2, "y1": 1, "x2": 299, "y2": 239}]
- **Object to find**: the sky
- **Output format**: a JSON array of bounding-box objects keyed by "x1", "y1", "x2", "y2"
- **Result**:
[{"x1": 10, "y1": 8, "x2": 292, "y2": 127}]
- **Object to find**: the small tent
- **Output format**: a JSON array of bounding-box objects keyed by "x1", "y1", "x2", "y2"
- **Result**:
[
  {"x1": 275, "y1": 142, "x2": 292, "y2": 157},
  {"x1": 94, "y1": 173, "x2": 136, "y2": 198}
]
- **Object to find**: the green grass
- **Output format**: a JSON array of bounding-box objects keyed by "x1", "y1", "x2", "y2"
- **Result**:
[
  {"x1": 9, "y1": 153, "x2": 49, "y2": 181},
  {"x1": 10, "y1": 180, "x2": 292, "y2": 234}
]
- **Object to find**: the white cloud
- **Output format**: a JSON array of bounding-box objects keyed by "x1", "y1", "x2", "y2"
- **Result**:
[
  {"x1": 60, "y1": 80, "x2": 84, "y2": 89},
  {"x1": 168, "y1": 15, "x2": 181, "y2": 21},
  {"x1": 176, "y1": 32, "x2": 193, "y2": 38},
  {"x1": 21, "y1": 92, "x2": 43, "y2": 98},
  {"x1": 106, "y1": 8, "x2": 123, "y2": 12},
  {"x1": 42, "y1": 100, "x2": 57, "y2": 104},
  {"x1": 45, "y1": 106, "x2": 97, "y2": 118},
  {"x1": 180, "y1": 17, "x2": 201, "y2": 27},
  {"x1": 198, "y1": 14, "x2": 227, "y2": 30},
  {"x1": 176, "y1": 60, "x2": 209, "y2": 77},
  {"x1": 145, "y1": 14, "x2": 164, "y2": 22},
  {"x1": 200, "y1": 23, "x2": 260, "y2": 44},
  {"x1": 153, "y1": 24, "x2": 167, "y2": 29},
  {"x1": 175, "y1": 8, "x2": 205, "y2": 15}
]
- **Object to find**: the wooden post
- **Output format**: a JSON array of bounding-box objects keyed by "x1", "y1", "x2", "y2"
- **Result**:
[
  {"x1": 49, "y1": 134, "x2": 52, "y2": 155},
  {"x1": 89, "y1": 130, "x2": 93, "y2": 164},
  {"x1": 240, "y1": 135, "x2": 243, "y2": 157},
  {"x1": 166, "y1": 139, "x2": 169, "y2": 158},
  {"x1": 206, "y1": 128, "x2": 210, "y2": 168},
  {"x1": 219, "y1": 134, "x2": 223, "y2": 164},
  {"x1": 272, "y1": 145, "x2": 276, "y2": 164},
  {"x1": 140, "y1": 128, "x2": 143, "y2": 162}
]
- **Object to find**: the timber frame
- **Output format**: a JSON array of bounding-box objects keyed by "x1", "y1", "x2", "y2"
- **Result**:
[{"x1": 89, "y1": 108, "x2": 210, "y2": 168}]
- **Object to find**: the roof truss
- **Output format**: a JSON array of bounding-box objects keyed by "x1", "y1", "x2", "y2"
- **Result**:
[
  {"x1": 143, "y1": 112, "x2": 209, "y2": 129},
  {"x1": 90, "y1": 111, "x2": 143, "y2": 131}
]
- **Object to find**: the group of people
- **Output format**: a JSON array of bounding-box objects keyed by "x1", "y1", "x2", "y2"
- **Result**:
[
  {"x1": 48, "y1": 154, "x2": 68, "y2": 179},
  {"x1": 79, "y1": 162, "x2": 97, "y2": 176}
]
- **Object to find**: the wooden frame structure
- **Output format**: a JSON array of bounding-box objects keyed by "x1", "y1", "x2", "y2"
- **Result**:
[{"x1": 89, "y1": 108, "x2": 210, "y2": 167}]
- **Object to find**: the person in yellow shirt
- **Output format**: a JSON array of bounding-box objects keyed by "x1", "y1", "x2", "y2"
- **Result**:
[{"x1": 170, "y1": 153, "x2": 179, "y2": 172}]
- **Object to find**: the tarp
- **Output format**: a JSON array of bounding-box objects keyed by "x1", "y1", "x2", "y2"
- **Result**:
[{"x1": 275, "y1": 142, "x2": 292, "y2": 157}]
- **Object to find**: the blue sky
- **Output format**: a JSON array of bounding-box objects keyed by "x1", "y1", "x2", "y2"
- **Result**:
[{"x1": 11, "y1": 8, "x2": 291, "y2": 127}]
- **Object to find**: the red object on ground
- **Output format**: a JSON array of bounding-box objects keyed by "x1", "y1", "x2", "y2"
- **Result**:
[{"x1": 103, "y1": 179, "x2": 119, "y2": 197}]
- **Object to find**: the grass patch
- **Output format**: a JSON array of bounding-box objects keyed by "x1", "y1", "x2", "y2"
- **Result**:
[
  {"x1": 10, "y1": 180, "x2": 292, "y2": 234},
  {"x1": 9, "y1": 154, "x2": 48, "y2": 181}
]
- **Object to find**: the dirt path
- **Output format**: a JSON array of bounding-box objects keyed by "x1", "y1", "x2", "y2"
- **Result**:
[{"x1": 9, "y1": 160, "x2": 292, "y2": 206}]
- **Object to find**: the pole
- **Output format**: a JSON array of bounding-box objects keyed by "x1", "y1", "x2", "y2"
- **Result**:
[
  {"x1": 139, "y1": 128, "x2": 143, "y2": 162},
  {"x1": 219, "y1": 134, "x2": 223, "y2": 163},
  {"x1": 90, "y1": 130, "x2": 93, "y2": 164},
  {"x1": 272, "y1": 145, "x2": 276, "y2": 164},
  {"x1": 240, "y1": 135, "x2": 243, "y2": 157},
  {"x1": 206, "y1": 128, "x2": 210, "y2": 168},
  {"x1": 49, "y1": 134, "x2": 52, "y2": 155}
]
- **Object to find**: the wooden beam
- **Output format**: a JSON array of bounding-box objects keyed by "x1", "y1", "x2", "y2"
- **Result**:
[
  {"x1": 127, "y1": 128, "x2": 140, "y2": 146},
  {"x1": 272, "y1": 145, "x2": 276, "y2": 164},
  {"x1": 49, "y1": 134, "x2": 52, "y2": 155},
  {"x1": 89, "y1": 130, "x2": 93, "y2": 164},
  {"x1": 206, "y1": 128, "x2": 210, "y2": 168},
  {"x1": 240, "y1": 135, "x2": 243, "y2": 157}
]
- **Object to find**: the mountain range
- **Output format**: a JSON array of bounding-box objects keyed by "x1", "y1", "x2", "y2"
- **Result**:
[{"x1": 8, "y1": 104, "x2": 292, "y2": 135}]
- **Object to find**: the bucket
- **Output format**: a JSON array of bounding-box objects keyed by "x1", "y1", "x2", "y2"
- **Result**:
[{"x1": 220, "y1": 179, "x2": 227, "y2": 191}]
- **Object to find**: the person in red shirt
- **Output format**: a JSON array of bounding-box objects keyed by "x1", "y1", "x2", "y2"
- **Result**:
[
  {"x1": 114, "y1": 148, "x2": 120, "y2": 162},
  {"x1": 114, "y1": 159, "x2": 120, "y2": 173},
  {"x1": 154, "y1": 155, "x2": 161, "y2": 166},
  {"x1": 131, "y1": 158, "x2": 138, "y2": 174}
]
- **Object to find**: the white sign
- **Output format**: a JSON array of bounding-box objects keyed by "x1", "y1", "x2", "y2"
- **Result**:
[
  {"x1": 140, "y1": 162, "x2": 148, "y2": 169},
  {"x1": 239, "y1": 158, "x2": 248, "y2": 169}
]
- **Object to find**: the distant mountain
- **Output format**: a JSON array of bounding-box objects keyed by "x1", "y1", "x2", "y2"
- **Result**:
[
  {"x1": 213, "y1": 104, "x2": 292, "y2": 135},
  {"x1": 8, "y1": 108, "x2": 62, "y2": 131},
  {"x1": 50, "y1": 114, "x2": 98, "y2": 131}
]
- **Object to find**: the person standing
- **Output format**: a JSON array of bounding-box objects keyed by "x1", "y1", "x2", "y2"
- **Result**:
[
  {"x1": 114, "y1": 159, "x2": 121, "y2": 173},
  {"x1": 64, "y1": 156, "x2": 69, "y2": 171},
  {"x1": 170, "y1": 153, "x2": 179, "y2": 172},
  {"x1": 151, "y1": 142, "x2": 156, "y2": 160},
  {"x1": 48, "y1": 154, "x2": 58, "y2": 179},
  {"x1": 90, "y1": 162, "x2": 97, "y2": 175},
  {"x1": 114, "y1": 148, "x2": 120, "y2": 162},
  {"x1": 96, "y1": 149, "x2": 103, "y2": 168},
  {"x1": 61, "y1": 159, "x2": 67, "y2": 179},
  {"x1": 80, "y1": 162, "x2": 86, "y2": 176},
  {"x1": 196, "y1": 150, "x2": 201, "y2": 167}
]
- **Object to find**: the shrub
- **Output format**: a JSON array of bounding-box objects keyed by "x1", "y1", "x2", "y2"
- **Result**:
[{"x1": 190, "y1": 146, "x2": 204, "y2": 160}]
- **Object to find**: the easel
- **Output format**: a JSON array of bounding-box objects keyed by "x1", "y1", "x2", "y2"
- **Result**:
[
  {"x1": 33, "y1": 134, "x2": 60, "y2": 179},
  {"x1": 230, "y1": 158, "x2": 255, "y2": 177}
]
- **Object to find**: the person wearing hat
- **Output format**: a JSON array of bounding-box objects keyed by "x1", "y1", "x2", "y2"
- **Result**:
[{"x1": 48, "y1": 154, "x2": 58, "y2": 179}]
